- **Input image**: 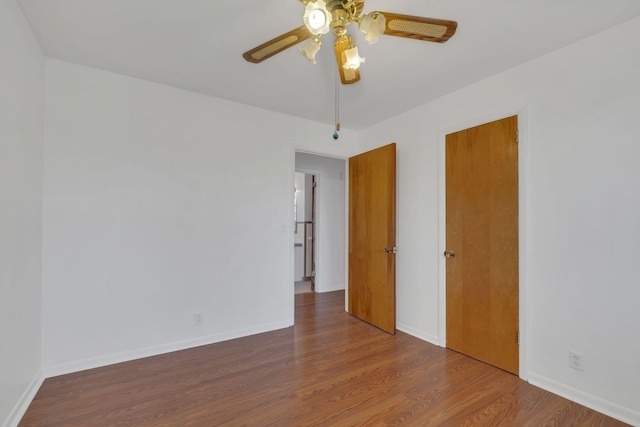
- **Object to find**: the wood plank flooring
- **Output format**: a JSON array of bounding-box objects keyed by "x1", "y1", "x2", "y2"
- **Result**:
[{"x1": 20, "y1": 291, "x2": 627, "y2": 426}]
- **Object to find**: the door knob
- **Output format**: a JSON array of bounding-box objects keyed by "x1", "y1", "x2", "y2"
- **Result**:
[{"x1": 444, "y1": 250, "x2": 456, "y2": 258}]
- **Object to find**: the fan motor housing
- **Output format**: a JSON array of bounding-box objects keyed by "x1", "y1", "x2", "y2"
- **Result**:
[{"x1": 326, "y1": 0, "x2": 364, "y2": 35}]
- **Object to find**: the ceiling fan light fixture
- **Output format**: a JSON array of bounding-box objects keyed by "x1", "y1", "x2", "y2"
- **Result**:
[
  {"x1": 360, "y1": 12, "x2": 386, "y2": 44},
  {"x1": 299, "y1": 38, "x2": 321, "y2": 64},
  {"x1": 342, "y1": 46, "x2": 365, "y2": 70},
  {"x1": 243, "y1": 2, "x2": 458, "y2": 87},
  {"x1": 303, "y1": 0, "x2": 332, "y2": 36}
]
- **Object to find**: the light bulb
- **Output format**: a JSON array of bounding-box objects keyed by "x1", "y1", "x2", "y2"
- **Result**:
[
  {"x1": 303, "y1": 0, "x2": 332, "y2": 36},
  {"x1": 308, "y1": 10, "x2": 326, "y2": 30}
]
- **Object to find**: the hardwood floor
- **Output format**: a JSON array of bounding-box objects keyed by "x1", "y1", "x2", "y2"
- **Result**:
[{"x1": 20, "y1": 291, "x2": 627, "y2": 426}]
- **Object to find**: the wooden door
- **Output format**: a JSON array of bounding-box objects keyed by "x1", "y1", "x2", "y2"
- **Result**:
[
  {"x1": 446, "y1": 116, "x2": 519, "y2": 374},
  {"x1": 349, "y1": 143, "x2": 396, "y2": 334}
]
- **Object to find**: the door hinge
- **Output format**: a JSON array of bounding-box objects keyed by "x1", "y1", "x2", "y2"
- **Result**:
[
  {"x1": 517, "y1": 331, "x2": 520, "y2": 345},
  {"x1": 516, "y1": 129, "x2": 519, "y2": 144}
]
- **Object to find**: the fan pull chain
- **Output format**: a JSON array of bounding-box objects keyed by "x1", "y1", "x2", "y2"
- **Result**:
[{"x1": 333, "y1": 68, "x2": 340, "y2": 140}]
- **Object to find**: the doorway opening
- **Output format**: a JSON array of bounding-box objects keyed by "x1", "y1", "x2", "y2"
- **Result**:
[{"x1": 293, "y1": 152, "x2": 347, "y2": 303}]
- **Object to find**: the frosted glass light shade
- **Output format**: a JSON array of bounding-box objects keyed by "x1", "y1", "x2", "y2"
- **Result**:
[
  {"x1": 360, "y1": 12, "x2": 386, "y2": 44},
  {"x1": 299, "y1": 39, "x2": 321, "y2": 64},
  {"x1": 303, "y1": 0, "x2": 332, "y2": 36},
  {"x1": 342, "y1": 46, "x2": 365, "y2": 69}
]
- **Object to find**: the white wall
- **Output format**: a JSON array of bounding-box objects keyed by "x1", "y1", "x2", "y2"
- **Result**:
[
  {"x1": 295, "y1": 153, "x2": 346, "y2": 293},
  {"x1": 42, "y1": 59, "x2": 359, "y2": 375},
  {"x1": 0, "y1": 0, "x2": 44, "y2": 426},
  {"x1": 358, "y1": 16, "x2": 640, "y2": 425}
]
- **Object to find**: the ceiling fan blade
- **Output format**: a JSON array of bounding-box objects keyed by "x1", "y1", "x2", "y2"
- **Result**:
[
  {"x1": 243, "y1": 26, "x2": 311, "y2": 63},
  {"x1": 334, "y1": 36, "x2": 360, "y2": 85},
  {"x1": 378, "y1": 12, "x2": 457, "y2": 43}
]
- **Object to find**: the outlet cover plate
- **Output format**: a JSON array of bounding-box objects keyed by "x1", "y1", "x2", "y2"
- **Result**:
[
  {"x1": 194, "y1": 312, "x2": 203, "y2": 326},
  {"x1": 569, "y1": 351, "x2": 584, "y2": 371}
]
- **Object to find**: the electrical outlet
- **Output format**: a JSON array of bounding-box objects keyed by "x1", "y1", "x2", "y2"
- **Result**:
[
  {"x1": 569, "y1": 351, "x2": 584, "y2": 371},
  {"x1": 194, "y1": 312, "x2": 203, "y2": 326}
]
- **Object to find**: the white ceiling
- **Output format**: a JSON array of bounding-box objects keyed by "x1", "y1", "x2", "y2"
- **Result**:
[{"x1": 17, "y1": 0, "x2": 640, "y2": 130}]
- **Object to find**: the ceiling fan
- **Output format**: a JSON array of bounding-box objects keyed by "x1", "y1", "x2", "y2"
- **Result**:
[{"x1": 242, "y1": 0, "x2": 457, "y2": 85}]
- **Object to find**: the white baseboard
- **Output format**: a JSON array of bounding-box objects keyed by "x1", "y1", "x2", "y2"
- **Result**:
[
  {"x1": 396, "y1": 322, "x2": 440, "y2": 346},
  {"x1": 43, "y1": 320, "x2": 291, "y2": 378},
  {"x1": 315, "y1": 286, "x2": 345, "y2": 293},
  {"x1": 528, "y1": 373, "x2": 640, "y2": 426},
  {"x1": 2, "y1": 371, "x2": 44, "y2": 427}
]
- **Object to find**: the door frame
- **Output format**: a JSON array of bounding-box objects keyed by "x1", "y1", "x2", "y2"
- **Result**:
[{"x1": 437, "y1": 106, "x2": 530, "y2": 380}]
